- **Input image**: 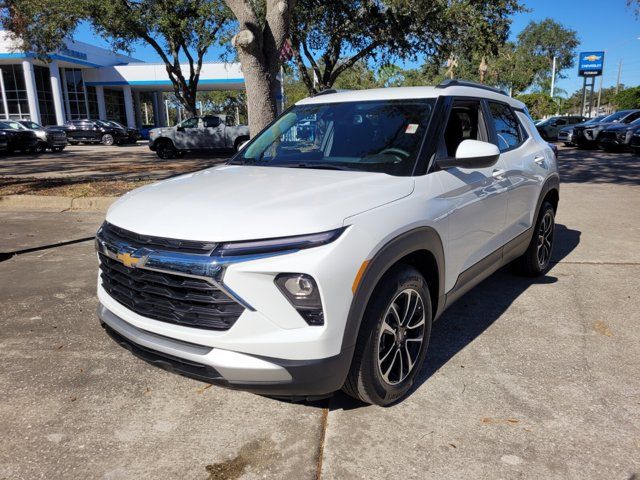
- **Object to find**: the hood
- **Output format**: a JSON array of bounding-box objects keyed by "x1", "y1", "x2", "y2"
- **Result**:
[
  {"x1": 106, "y1": 165, "x2": 414, "y2": 241},
  {"x1": 601, "y1": 123, "x2": 633, "y2": 133}
]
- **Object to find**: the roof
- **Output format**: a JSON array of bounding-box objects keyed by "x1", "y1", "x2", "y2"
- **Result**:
[{"x1": 296, "y1": 85, "x2": 526, "y2": 110}]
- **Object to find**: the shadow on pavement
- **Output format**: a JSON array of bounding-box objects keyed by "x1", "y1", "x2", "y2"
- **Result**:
[
  {"x1": 557, "y1": 147, "x2": 640, "y2": 186},
  {"x1": 331, "y1": 223, "x2": 581, "y2": 410}
]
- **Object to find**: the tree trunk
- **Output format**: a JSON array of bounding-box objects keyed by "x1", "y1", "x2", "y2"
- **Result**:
[{"x1": 226, "y1": 0, "x2": 295, "y2": 136}]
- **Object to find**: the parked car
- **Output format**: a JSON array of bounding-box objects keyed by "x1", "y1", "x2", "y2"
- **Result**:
[
  {"x1": 148, "y1": 115, "x2": 250, "y2": 159},
  {"x1": 0, "y1": 120, "x2": 38, "y2": 153},
  {"x1": 0, "y1": 130, "x2": 8, "y2": 154},
  {"x1": 101, "y1": 120, "x2": 139, "y2": 144},
  {"x1": 574, "y1": 109, "x2": 640, "y2": 148},
  {"x1": 535, "y1": 115, "x2": 586, "y2": 140},
  {"x1": 17, "y1": 120, "x2": 67, "y2": 153},
  {"x1": 95, "y1": 80, "x2": 559, "y2": 405},
  {"x1": 597, "y1": 117, "x2": 640, "y2": 151},
  {"x1": 139, "y1": 124, "x2": 155, "y2": 141},
  {"x1": 557, "y1": 115, "x2": 607, "y2": 146},
  {"x1": 630, "y1": 126, "x2": 640, "y2": 155},
  {"x1": 59, "y1": 119, "x2": 129, "y2": 146}
]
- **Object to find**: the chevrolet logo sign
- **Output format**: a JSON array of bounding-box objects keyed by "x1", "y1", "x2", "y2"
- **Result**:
[
  {"x1": 116, "y1": 251, "x2": 149, "y2": 268},
  {"x1": 584, "y1": 55, "x2": 601, "y2": 62}
]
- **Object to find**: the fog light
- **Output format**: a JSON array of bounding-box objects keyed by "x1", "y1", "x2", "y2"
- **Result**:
[{"x1": 275, "y1": 273, "x2": 324, "y2": 326}]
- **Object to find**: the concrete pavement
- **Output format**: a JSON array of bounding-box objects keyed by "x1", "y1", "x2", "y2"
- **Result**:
[{"x1": 0, "y1": 147, "x2": 639, "y2": 479}]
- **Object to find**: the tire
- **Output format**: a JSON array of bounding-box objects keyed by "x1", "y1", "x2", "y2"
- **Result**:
[
  {"x1": 68, "y1": 141, "x2": 78, "y2": 145},
  {"x1": 343, "y1": 264, "x2": 432, "y2": 406},
  {"x1": 234, "y1": 136, "x2": 249, "y2": 152},
  {"x1": 32, "y1": 141, "x2": 46, "y2": 154},
  {"x1": 51, "y1": 146, "x2": 65, "y2": 153},
  {"x1": 156, "y1": 140, "x2": 177, "y2": 159},
  {"x1": 512, "y1": 201, "x2": 555, "y2": 277},
  {"x1": 101, "y1": 134, "x2": 115, "y2": 146}
]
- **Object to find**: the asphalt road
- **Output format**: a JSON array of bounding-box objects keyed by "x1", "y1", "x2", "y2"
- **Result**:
[{"x1": 1, "y1": 147, "x2": 639, "y2": 479}]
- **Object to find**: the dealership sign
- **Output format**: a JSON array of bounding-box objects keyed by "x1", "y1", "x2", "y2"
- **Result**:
[{"x1": 578, "y1": 51, "x2": 604, "y2": 77}]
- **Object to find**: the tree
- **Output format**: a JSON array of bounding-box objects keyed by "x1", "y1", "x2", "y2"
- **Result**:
[
  {"x1": 516, "y1": 92, "x2": 558, "y2": 118},
  {"x1": 1, "y1": 0, "x2": 231, "y2": 117},
  {"x1": 289, "y1": 0, "x2": 522, "y2": 95},
  {"x1": 516, "y1": 18, "x2": 579, "y2": 91},
  {"x1": 613, "y1": 86, "x2": 640, "y2": 109},
  {"x1": 225, "y1": 0, "x2": 296, "y2": 135}
]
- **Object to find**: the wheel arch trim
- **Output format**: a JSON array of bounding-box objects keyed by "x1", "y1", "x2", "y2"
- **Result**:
[{"x1": 340, "y1": 226, "x2": 445, "y2": 353}]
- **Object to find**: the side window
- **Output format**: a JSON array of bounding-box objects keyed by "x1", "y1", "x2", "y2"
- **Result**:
[
  {"x1": 555, "y1": 119, "x2": 567, "y2": 126},
  {"x1": 624, "y1": 112, "x2": 640, "y2": 123},
  {"x1": 203, "y1": 116, "x2": 220, "y2": 128},
  {"x1": 440, "y1": 100, "x2": 486, "y2": 158},
  {"x1": 488, "y1": 102, "x2": 523, "y2": 152},
  {"x1": 180, "y1": 117, "x2": 199, "y2": 129}
]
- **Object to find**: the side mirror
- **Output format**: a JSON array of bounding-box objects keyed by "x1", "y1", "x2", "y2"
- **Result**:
[
  {"x1": 238, "y1": 140, "x2": 250, "y2": 151},
  {"x1": 176, "y1": 126, "x2": 184, "y2": 132},
  {"x1": 437, "y1": 139, "x2": 500, "y2": 169}
]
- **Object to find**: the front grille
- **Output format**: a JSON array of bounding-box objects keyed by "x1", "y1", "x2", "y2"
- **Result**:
[
  {"x1": 100, "y1": 222, "x2": 216, "y2": 254},
  {"x1": 99, "y1": 253, "x2": 244, "y2": 330}
]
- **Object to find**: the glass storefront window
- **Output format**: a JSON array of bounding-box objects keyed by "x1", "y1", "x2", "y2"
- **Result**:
[
  {"x1": 104, "y1": 88, "x2": 127, "y2": 125},
  {"x1": 63, "y1": 68, "x2": 87, "y2": 119},
  {"x1": 0, "y1": 65, "x2": 30, "y2": 119},
  {"x1": 34, "y1": 65, "x2": 57, "y2": 126}
]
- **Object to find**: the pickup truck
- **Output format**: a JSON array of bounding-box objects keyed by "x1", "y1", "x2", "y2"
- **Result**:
[{"x1": 148, "y1": 115, "x2": 250, "y2": 159}]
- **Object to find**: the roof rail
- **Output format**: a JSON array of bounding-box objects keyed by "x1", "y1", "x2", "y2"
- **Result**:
[
  {"x1": 313, "y1": 89, "x2": 353, "y2": 97},
  {"x1": 436, "y1": 79, "x2": 508, "y2": 96}
]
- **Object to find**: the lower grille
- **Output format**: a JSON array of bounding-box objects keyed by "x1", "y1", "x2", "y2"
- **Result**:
[{"x1": 99, "y1": 253, "x2": 244, "y2": 330}]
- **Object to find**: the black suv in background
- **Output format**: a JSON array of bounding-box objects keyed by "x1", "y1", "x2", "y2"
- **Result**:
[
  {"x1": 59, "y1": 119, "x2": 129, "y2": 146},
  {"x1": 597, "y1": 118, "x2": 640, "y2": 151},
  {"x1": 558, "y1": 115, "x2": 607, "y2": 146},
  {"x1": 536, "y1": 115, "x2": 586, "y2": 140},
  {"x1": 101, "y1": 120, "x2": 139, "y2": 144},
  {"x1": 17, "y1": 120, "x2": 67, "y2": 153},
  {"x1": 630, "y1": 127, "x2": 640, "y2": 155},
  {"x1": 0, "y1": 120, "x2": 38, "y2": 153},
  {"x1": 573, "y1": 110, "x2": 640, "y2": 148}
]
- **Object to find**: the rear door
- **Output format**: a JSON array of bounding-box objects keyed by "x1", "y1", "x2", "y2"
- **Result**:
[
  {"x1": 487, "y1": 101, "x2": 546, "y2": 241},
  {"x1": 432, "y1": 98, "x2": 509, "y2": 285},
  {"x1": 202, "y1": 116, "x2": 226, "y2": 148}
]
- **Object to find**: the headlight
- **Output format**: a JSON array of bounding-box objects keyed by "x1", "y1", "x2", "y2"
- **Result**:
[
  {"x1": 275, "y1": 273, "x2": 324, "y2": 325},
  {"x1": 217, "y1": 228, "x2": 345, "y2": 257}
]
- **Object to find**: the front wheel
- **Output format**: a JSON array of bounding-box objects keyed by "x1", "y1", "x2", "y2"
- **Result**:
[
  {"x1": 343, "y1": 265, "x2": 432, "y2": 406},
  {"x1": 51, "y1": 146, "x2": 65, "y2": 153},
  {"x1": 32, "y1": 141, "x2": 46, "y2": 154},
  {"x1": 156, "y1": 140, "x2": 177, "y2": 159},
  {"x1": 512, "y1": 201, "x2": 555, "y2": 277}
]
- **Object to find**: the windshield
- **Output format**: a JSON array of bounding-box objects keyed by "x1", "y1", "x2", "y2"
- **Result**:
[
  {"x1": 602, "y1": 111, "x2": 633, "y2": 123},
  {"x1": 0, "y1": 121, "x2": 27, "y2": 130},
  {"x1": 585, "y1": 115, "x2": 606, "y2": 124},
  {"x1": 107, "y1": 120, "x2": 124, "y2": 128},
  {"x1": 21, "y1": 121, "x2": 41, "y2": 129},
  {"x1": 232, "y1": 99, "x2": 435, "y2": 176}
]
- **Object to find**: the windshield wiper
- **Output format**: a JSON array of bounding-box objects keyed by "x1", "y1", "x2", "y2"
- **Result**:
[{"x1": 275, "y1": 163, "x2": 354, "y2": 171}]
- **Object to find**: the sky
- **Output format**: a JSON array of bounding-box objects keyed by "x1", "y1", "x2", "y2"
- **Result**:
[{"x1": 72, "y1": 0, "x2": 640, "y2": 97}]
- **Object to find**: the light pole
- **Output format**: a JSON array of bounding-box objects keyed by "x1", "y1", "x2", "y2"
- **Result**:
[{"x1": 550, "y1": 56, "x2": 557, "y2": 98}]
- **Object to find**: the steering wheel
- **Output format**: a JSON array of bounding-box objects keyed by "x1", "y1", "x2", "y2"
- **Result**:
[{"x1": 377, "y1": 148, "x2": 410, "y2": 162}]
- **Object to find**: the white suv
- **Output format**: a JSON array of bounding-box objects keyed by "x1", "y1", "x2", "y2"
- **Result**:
[{"x1": 96, "y1": 80, "x2": 559, "y2": 406}]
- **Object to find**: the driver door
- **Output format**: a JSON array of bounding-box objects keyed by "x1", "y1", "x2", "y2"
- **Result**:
[
  {"x1": 432, "y1": 98, "x2": 508, "y2": 290},
  {"x1": 202, "y1": 116, "x2": 226, "y2": 148}
]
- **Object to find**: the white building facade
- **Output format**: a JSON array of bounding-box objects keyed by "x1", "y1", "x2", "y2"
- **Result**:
[{"x1": 0, "y1": 31, "x2": 244, "y2": 127}]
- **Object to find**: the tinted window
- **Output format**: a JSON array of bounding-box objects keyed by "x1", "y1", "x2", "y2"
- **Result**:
[
  {"x1": 180, "y1": 117, "x2": 199, "y2": 128},
  {"x1": 488, "y1": 102, "x2": 522, "y2": 152},
  {"x1": 203, "y1": 116, "x2": 220, "y2": 128},
  {"x1": 623, "y1": 112, "x2": 640, "y2": 123}
]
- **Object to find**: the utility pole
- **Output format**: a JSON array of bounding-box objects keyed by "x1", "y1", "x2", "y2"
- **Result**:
[
  {"x1": 596, "y1": 54, "x2": 605, "y2": 114},
  {"x1": 550, "y1": 56, "x2": 557, "y2": 98},
  {"x1": 615, "y1": 59, "x2": 622, "y2": 93}
]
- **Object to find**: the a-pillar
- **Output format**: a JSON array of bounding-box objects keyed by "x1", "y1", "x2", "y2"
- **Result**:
[
  {"x1": 49, "y1": 61, "x2": 65, "y2": 125},
  {"x1": 122, "y1": 85, "x2": 135, "y2": 128},
  {"x1": 22, "y1": 59, "x2": 41, "y2": 123},
  {"x1": 96, "y1": 86, "x2": 107, "y2": 120}
]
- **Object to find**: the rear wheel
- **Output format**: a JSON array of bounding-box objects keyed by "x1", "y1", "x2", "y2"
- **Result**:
[
  {"x1": 156, "y1": 140, "x2": 177, "y2": 159},
  {"x1": 68, "y1": 140, "x2": 78, "y2": 145},
  {"x1": 343, "y1": 265, "x2": 432, "y2": 406},
  {"x1": 101, "y1": 133, "x2": 115, "y2": 146},
  {"x1": 32, "y1": 141, "x2": 46, "y2": 154},
  {"x1": 512, "y1": 201, "x2": 555, "y2": 277}
]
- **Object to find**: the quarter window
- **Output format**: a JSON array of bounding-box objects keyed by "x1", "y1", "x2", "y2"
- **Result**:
[{"x1": 488, "y1": 102, "x2": 523, "y2": 152}]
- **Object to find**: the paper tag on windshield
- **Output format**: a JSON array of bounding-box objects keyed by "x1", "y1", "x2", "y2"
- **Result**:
[{"x1": 405, "y1": 124, "x2": 419, "y2": 134}]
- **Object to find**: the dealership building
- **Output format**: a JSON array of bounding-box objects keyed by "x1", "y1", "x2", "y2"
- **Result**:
[{"x1": 0, "y1": 31, "x2": 245, "y2": 127}]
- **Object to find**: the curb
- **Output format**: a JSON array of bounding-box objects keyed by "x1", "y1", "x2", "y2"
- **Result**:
[{"x1": 0, "y1": 194, "x2": 117, "y2": 212}]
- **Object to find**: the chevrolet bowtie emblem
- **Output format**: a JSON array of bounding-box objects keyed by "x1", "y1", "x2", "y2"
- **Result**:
[
  {"x1": 116, "y1": 251, "x2": 148, "y2": 268},
  {"x1": 584, "y1": 55, "x2": 601, "y2": 62}
]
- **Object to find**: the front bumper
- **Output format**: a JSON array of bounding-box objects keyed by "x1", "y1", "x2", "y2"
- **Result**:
[
  {"x1": 98, "y1": 303, "x2": 352, "y2": 398},
  {"x1": 558, "y1": 131, "x2": 573, "y2": 143}
]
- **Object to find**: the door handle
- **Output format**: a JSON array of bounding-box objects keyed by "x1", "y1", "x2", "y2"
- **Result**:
[
  {"x1": 533, "y1": 155, "x2": 545, "y2": 165},
  {"x1": 492, "y1": 169, "x2": 506, "y2": 180}
]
